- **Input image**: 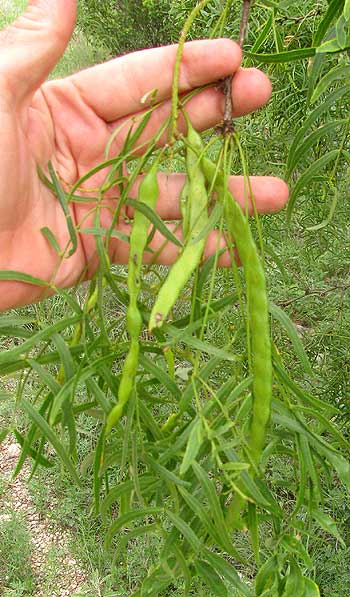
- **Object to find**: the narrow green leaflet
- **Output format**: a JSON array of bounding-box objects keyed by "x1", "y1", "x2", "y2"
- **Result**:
[
  {"x1": 0, "y1": 326, "x2": 34, "y2": 339},
  {"x1": 117, "y1": 523, "x2": 159, "y2": 560},
  {"x1": 191, "y1": 201, "x2": 224, "y2": 244},
  {"x1": 0, "y1": 344, "x2": 84, "y2": 377},
  {"x1": 281, "y1": 559, "x2": 305, "y2": 596},
  {"x1": 163, "y1": 327, "x2": 237, "y2": 362},
  {"x1": 295, "y1": 405, "x2": 350, "y2": 452},
  {"x1": 173, "y1": 293, "x2": 237, "y2": 330},
  {"x1": 0, "y1": 270, "x2": 49, "y2": 286},
  {"x1": 294, "y1": 435, "x2": 308, "y2": 515},
  {"x1": 178, "y1": 486, "x2": 229, "y2": 553},
  {"x1": 273, "y1": 16, "x2": 284, "y2": 53},
  {"x1": 93, "y1": 430, "x2": 105, "y2": 513},
  {"x1": 28, "y1": 359, "x2": 62, "y2": 396},
  {"x1": 323, "y1": 449, "x2": 350, "y2": 491},
  {"x1": 124, "y1": 109, "x2": 154, "y2": 153},
  {"x1": 180, "y1": 418, "x2": 203, "y2": 476},
  {"x1": 100, "y1": 476, "x2": 160, "y2": 521},
  {"x1": 80, "y1": 227, "x2": 130, "y2": 245},
  {"x1": 249, "y1": 11, "x2": 273, "y2": 56},
  {"x1": 38, "y1": 165, "x2": 98, "y2": 203},
  {"x1": 255, "y1": 556, "x2": 278, "y2": 596},
  {"x1": 194, "y1": 560, "x2": 228, "y2": 597},
  {"x1": 13, "y1": 429, "x2": 53, "y2": 469},
  {"x1": 138, "y1": 354, "x2": 181, "y2": 400},
  {"x1": 168, "y1": 544, "x2": 192, "y2": 596},
  {"x1": 254, "y1": 479, "x2": 284, "y2": 519},
  {"x1": 304, "y1": 578, "x2": 321, "y2": 596},
  {"x1": 126, "y1": 198, "x2": 183, "y2": 248},
  {"x1": 312, "y1": 509, "x2": 346, "y2": 547},
  {"x1": 49, "y1": 354, "x2": 115, "y2": 424},
  {"x1": 160, "y1": 531, "x2": 192, "y2": 587},
  {"x1": 311, "y1": 65, "x2": 350, "y2": 104},
  {"x1": 313, "y1": 0, "x2": 344, "y2": 46},
  {"x1": 248, "y1": 503, "x2": 260, "y2": 566},
  {"x1": 104, "y1": 507, "x2": 163, "y2": 550},
  {"x1": 139, "y1": 566, "x2": 174, "y2": 597},
  {"x1": 13, "y1": 392, "x2": 54, "y2": 477},
  {"x1": 202, "y1": 549, "x2": 253, "y2": 596},
  {"x1": 52, "y1": 333, "x2": 76, "y2": 381},
  {"x1": 0, "y1": 315, "x2": 80, "y2": 364},
  {"x1": 286, "y1": 121, "x2": 346, "y2": 180},
  {"x1": 137, "y1": 400, "x2": 163, "y2": 440},
  {"x1": 270, "y1": 303, "x2": 312, "y2": 374},
  {"x1": 86, "y1": 378, "x2": 111, "y2": 415},
  {"x1": 177, "y1": 356, "x2": 221, "y2": 416},
  {"x1": 223, "y1": 447, "x2": 272, "y2": 510},
  {"x1": 318, "y1": 12, "x2": 350, "y2": 53},
  {"x1": 273, "y1": 359, "x2": 339, "y2": 414},
  {"x1": 66, "y1": 155, "x2": 124, "y2": 201},
  {"x1": 281, "y1": 535, "x2": 313, "y2": 569},
  {"x1": 48, "y1": 161, "x2": 78, "y2": 257},
  {"x1": 40, "y1": 227, "x2": 62, "y2": 254},
  {"x1": 192, "y1": 462, "x2": 233, "y2": 545},
  {"x1": 165, "y1": 510, "x2": 202, "y2": 552},
  {"x1": 317, "y1": 38, "x2": 342, "y2": 53},
  {"x1": 0, "y1": 315, "x2": 36, "y2": 329},
  {"x1": 20, "y1": 399, "x2": 80, "y2": 485},
  {"x1": 345, "y1": 0, "x2": 350, "y2": 21},
  {"x1": 287, "y1": 86, "x2": 350, "y2": 171},
  {"x1": 221, "y1": 462, "x2": 250, "y2": 472},
  {"x1": 146, "y1": 456, "x2": 191, "y2": 488},
  {"x1": 306, "y1": 186, "x2": 338, "y2": 231},
  {"x1": 248, "y1": 47, "x2": 316, "y2": 64},
  {"x1": 287, "y1": 150, "x2": 338, "y2": 223},
  {"x1": 225, "y1": 376, "x2": 253, "y2": 409},
  {"x1": 306, "y1": 51, "x2": 328, "y2": 106},
  {"x1": 272, "y1": 407, "x2": 326, "y2": 449}
]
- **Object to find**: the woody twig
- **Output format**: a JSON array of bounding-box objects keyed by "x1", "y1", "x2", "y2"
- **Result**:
[{"x1": 222, "y1": 0, "x2": 252, "y2": 133}]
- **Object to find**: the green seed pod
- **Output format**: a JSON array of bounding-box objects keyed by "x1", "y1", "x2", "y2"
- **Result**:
[
  {"x1": 126, "y1": 306, "x2": 142, "y2": 337},
  {"x1": 180, "y1": 179, "x2": 189, "y2": 240},
  {"x1": 149, "y1": 118, "x2": 209, "y2": 330},
  {"x1": 106, "y1": 163, "x2": 159, "y2": 434},
  {"x1": 201, "y1": 156, "x2": 272, "y2": 468}
]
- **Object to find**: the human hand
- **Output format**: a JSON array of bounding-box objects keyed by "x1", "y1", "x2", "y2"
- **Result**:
[{"x1": 0, "y1": 0, "x2": 288, "y2": 312}]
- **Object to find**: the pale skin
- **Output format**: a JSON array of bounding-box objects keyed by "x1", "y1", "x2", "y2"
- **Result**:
[{"x1": 0, "y1": 0, "x2": 289, "y2": 312}]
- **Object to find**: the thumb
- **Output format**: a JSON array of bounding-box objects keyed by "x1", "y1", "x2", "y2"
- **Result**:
[{"x1": 0, "y1": 0, "x2": 76, "y2": 103}]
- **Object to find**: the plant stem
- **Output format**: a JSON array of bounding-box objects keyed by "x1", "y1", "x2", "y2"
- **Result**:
[
  {"x1": 238, "y1": 0, "x2": 251, "y2": 48},
  {"x1": 223, "y1": 0, "x2": 252, "y2": 130},
  {"x1": 170, "y1": 0, "x2": 212, "y2": 142}
]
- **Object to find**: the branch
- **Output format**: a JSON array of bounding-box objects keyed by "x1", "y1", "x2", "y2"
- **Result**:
[
  {"x1": 222, "y1": 0, "x2": 252, "y2": 132},
  {"x1": 277, "y1": 284, "x2": 350, "y2": 309}
]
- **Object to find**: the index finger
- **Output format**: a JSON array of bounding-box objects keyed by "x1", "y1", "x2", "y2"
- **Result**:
[{"x1": 65, "y1": 39, "x2": 242, "y2": 122}]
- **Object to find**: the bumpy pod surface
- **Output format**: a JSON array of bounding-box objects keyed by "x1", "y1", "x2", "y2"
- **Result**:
[
  {"x1": 201, "y1": 156, "x2": 272, "y2": 466},
  {"x1": 149, "y1": 121, "x2": 209, "y2": 330},
  {"x1": 106, "y1": 164, "x2": 159, "y2": 433}
]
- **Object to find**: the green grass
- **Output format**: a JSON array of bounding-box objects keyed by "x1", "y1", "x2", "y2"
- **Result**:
[
  {"x1": 50, "y1": 30, "x2": 111, "y2": 80},
  {"x1": 0, "y1": 512, "x2": 36, "y2": 595},
  {"x1": 0, "y1": 0, "x2": 26, "y2": 28}
]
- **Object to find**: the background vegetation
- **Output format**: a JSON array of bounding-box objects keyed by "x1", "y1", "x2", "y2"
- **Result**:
[{"x1": 1, "y1": 0, "x2": 350, "y2": 595}]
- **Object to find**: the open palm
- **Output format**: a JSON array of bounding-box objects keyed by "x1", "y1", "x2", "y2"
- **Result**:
[{"x1": 0, "y1": 0, "x2": 288, "y2": 311}]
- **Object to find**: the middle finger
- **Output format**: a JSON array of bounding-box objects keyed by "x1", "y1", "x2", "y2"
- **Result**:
[
  {"x1": 107, "y1": 67, "x2": 272, "y2": 155},
  {"x1": 127, "y1": 171, "x2": 289, "y2": 218}
]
